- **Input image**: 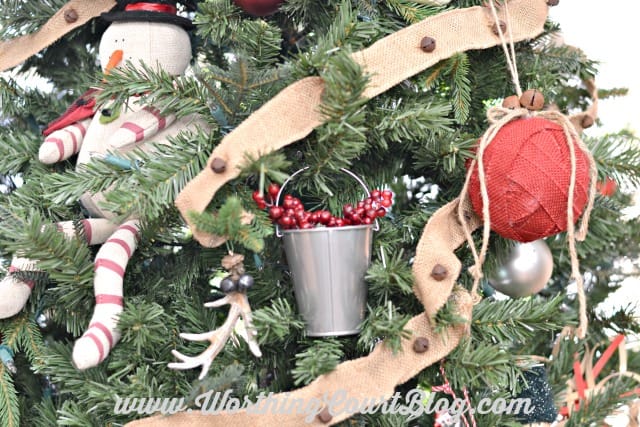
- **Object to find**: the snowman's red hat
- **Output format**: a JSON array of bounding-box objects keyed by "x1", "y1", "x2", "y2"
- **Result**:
[{"x1": 102, "y1": 0, "x2": 194, "y2": 30}]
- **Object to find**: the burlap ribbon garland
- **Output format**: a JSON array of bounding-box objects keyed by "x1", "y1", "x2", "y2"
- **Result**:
[
  {"x1": 173, "y1": 0, "x2": 549, "y2": 248},
  {"x1": 0, "y1": 0, "x2": 116, "y2": 72},
  {"x1": 1, "y1": 1, "x2": 554, "y2": 425},
  {"x1": 125, "y1": 1, "x2": 549, "y2": 426}
]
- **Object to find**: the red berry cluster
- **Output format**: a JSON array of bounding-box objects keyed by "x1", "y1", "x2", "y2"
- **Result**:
[{"x1": 252, "y1": 183, "x2": 393, "y2": 230}]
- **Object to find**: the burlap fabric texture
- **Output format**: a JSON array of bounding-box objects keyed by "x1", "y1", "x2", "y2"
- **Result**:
[
  {"x1": 0, "y1": 1, "x2": 553, "y2": 426},
  {"x1": 0, "y1": 0, "x2": 117, "y2": 72},
  {"x1": 125, "y1": 1, "x2": 548, "y2": 426}
]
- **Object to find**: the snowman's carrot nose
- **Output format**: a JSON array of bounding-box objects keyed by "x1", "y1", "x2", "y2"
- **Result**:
[{"x1": 104, "y1": 49, "x2": 124, "y2": 75}]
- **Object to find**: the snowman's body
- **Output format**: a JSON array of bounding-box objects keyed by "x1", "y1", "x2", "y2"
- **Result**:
[
  {"x1": 0, "y1": 18, "x2": 202, "y2": 370},
  {"x1": 76, "y1": 99, "x2": 199, "y2": 218}
]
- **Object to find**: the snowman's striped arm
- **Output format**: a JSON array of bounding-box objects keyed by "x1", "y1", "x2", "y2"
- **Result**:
[
  {"x1": 107, "y1": 106, "x2": 176, "y2": 149},
  {"x1": 56, "y1": 218, "x2": 121, "y2": 245},
  {"x1": 39, "y1": 118, "x2": 92, "y2": 164},
  {"x1": 72, "y1": 220, "x2": 139, "y2": 370}
]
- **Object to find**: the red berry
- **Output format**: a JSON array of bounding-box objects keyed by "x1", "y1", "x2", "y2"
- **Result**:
[
  {"x1": 356, "y1": 207, "x2": 365, "y2": 217},
  {"x1": 357, "y1": 201, "x2": 365, "y2": 209},
  {"x1": 376, "y1": 207, "x2": 386, "y2": 217},
  {"x1": 371, "y1": 189, "x2": 381, "y2": 199},
  {"x1": 279, "y1": 216, "x2": 294, "y2": 227},
  {"x1": 335, "y1": 218, "x2": 345, "y2": 227},
  {"x1": 310, "y1": 211, "x2": 320, "y2": 223},
  {"x1": 363, "y1": 217, "x2": 373, "y2": 224},
  {"x1": 381, "y1": 199, "x2": 392, "y2": 208},
  {"x1": 382, "y1": 190, "x2": 393, "y2": 200},
  {"x1": 365, "y1": 209, "x2": 377, "y2": 219},
  {"x1": 343, "y1": 204, "x2": 354, "y2": 216},
  {"x1": 252, "y1": 190, "x2": 264, "y2": 203},
  {"x1": 267, "y1": 183, "x2": 280, "y2": 200},
  {"x1": 285, "y1": 208, "x2": 295, "y2": 218},
  {"x1": 301, "y1": 222, "x2": 313, "y2": 229},
  {"x1": 283, "y1": 198, "x2": 294, "y2": 209},
  {"x1": 269, "y1": 206, "x2": 284, "y2": 219},
  {"x1": 351, "y1": 214, "x2": 362, "y2": 225},
  {"x1": 257, "y1": 200, "x2": 266, "y2": 210},
  {"x1": 319, "y1": 211, "x2": 332, "y2": 224}
]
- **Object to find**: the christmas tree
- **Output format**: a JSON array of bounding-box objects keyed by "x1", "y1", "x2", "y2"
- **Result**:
[{"x1": 1, "y1": 0, "x2": 640, "y2": 426}]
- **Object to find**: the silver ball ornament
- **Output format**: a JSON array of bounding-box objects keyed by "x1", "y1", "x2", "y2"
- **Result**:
[{"x1": 487, "y1": 239, "x2": 553, "y2": 298}]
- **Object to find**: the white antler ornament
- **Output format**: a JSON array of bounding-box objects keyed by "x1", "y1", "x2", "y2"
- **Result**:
[{"x1": 169, "y1": 254, "x2": 261, "y2": 380}]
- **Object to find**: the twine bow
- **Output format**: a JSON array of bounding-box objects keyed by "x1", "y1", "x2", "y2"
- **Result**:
[
  {"x1": 458, "y1": 105, "x2": 598, "y2": 339},
  {"x1": 458, "y1": 0, "x2": 598, "y2": 340}
]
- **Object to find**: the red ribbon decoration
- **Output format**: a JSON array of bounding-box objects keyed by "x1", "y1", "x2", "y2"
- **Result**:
[
  {"x1": 125, "y1": 3, "x2": 177, "y2": 14},
  {"x1": 560, "y1": 334, "x2": 627, "y2": 417}
]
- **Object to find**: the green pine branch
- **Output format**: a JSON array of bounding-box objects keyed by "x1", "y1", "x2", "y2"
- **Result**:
[
  {"x1": 0, "y1": 363, "x2": 19, "y2": 427},
  {"x1": 366, "y1": 248, "x2": 415, "y2": 302},
  {"x1": 305, "y1": 50, "x2": 369, "y2": 183},
  {"x1": 384, "y1": 0, "x2": 446, "y2": 24},
  {"x1": 357, "y1": 301, "x2": 412, "y2": 354},
  {"x1": 292, "y1": 338, "x2": 344, "y2": 386},
  {"x1": 253, "y1": 298, "x2": 305, "y2": 344},
  {"x1": 188, "y1": 196, "x2": 268, "y2": 253},
  {"x1": 371, "y1": 100, "x2": 454, "y2": 150},
  {"x1": 471, "y1": 295, "x2": 569, "y2": 344},
  {"x1": 446, "y1": 53, "x2": 472, "y2": 124},
  {"x1": 445, "y1": 339, "x2": 523, "y2": 392},
  {"x1": 97, "y1": 62, "x2": 212, "y2": 120}
]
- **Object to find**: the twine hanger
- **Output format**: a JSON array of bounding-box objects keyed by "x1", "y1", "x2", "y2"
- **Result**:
[{"x1": 458, "y1": 0, "x2": 598, "y2": 339}]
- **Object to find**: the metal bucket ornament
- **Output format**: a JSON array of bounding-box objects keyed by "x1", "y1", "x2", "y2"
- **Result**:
[{"x1": 276, "y1": 167, "x2": 377, "y2": 336}]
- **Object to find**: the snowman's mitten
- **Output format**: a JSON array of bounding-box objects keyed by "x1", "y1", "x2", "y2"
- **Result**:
[
  {"x1": 39, "y1": 118, "x2": 92, "y2": 164},
  {"x1": 107, "y1": 106, "x2": 176, "y2": 150},
  {"x1": 0, "y1": 258, "x2": 38, "y2": 318}
]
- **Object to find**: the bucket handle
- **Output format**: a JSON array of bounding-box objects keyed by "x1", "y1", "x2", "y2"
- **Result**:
[{"x1": 275, "y1": 166, "x2": 380, "y2": 237}]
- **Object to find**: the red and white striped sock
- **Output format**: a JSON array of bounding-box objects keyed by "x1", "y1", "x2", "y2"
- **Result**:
[
  {"x1": 0, "y1": 219, "x2": 120, "y2": 319},
  {"x1": 72, "y1": 220, "x2": 139, "y2": 370},
  {"x1": 39, "y1": 118, "x2": 91, "y2": 164}
]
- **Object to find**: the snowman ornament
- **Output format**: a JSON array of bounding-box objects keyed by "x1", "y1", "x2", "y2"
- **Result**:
[{"x1": 0, "y1": 0, "x2": 202, "y2": 370}]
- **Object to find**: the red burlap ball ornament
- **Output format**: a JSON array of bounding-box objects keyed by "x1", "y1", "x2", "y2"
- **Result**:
[{"x1": 468, "y1": 117, "x2": 590, "y2": 242}]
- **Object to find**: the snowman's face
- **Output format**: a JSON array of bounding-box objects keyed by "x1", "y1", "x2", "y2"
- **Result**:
[{"x1": 99, "y1": 21, "x2": 191, "y2": 76}]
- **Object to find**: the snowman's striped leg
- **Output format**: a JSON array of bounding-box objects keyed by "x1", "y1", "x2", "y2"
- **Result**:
[
  {"x1": 0, "y1": 219, "x2": 120, "y2": 319},
  {"x1": 72, "y1": 220, "x2": 139, "y2": 370},
  {"x1": 39, "y1": 118, "x2": 91, "y2": 164}
]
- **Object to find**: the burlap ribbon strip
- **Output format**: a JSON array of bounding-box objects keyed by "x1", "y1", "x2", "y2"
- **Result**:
[
  {"x1": 1, "y1": 1, "x2": 550, "y2": 425},
  {"x1": 174, "y1": 0, "x2": 549, "y2": 247},
  {"x1": 127, "y1": 200, "x2": 481, "y2": 426},
  {"x1": 125, "y1": 1, "x2": 548, "y2": 426},
  {"x1": 0, "y1": 0, "x2": 116, "y2": 72}
]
